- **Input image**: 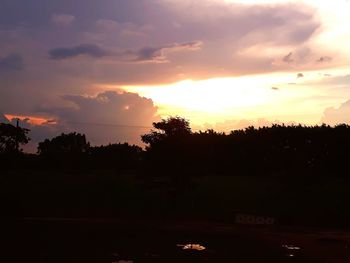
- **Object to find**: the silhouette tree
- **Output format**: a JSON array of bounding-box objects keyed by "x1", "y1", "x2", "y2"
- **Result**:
[
  {"x1": 141, "y1": 116, "x2": 191, "y2": 147},
  {"x1": 37, "y1": 132, "x2": 90, "y2": 155},
  {"x1": 0, "y1": 123, "x2": 30, "y2": 154},
  {"x1": 141, "y1": 116, "x2": 193, "y2": 175}
]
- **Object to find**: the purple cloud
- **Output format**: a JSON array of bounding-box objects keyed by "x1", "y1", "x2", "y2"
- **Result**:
[
  {"x1": 49, "y1": 44, "x2": 110, "y2": 60},
  {"x1": 128, "y1": 41, "x2": 203, "y2": 63},
  {"x1": 36, "y1": 90, "x2": 160, "y2": 146}
]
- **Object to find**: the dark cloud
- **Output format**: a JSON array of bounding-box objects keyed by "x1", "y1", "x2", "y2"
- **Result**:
[
  {"x1": 129, "y1": 41, "x2": 203, "y2": 63},
  {"x1": 297, "y1": 73, "x2": 304, "y2": 78},
  {"x1": 49, "y1": 41, "x2": 202, "y2": 63},
  {"x1": 283, "y1": 52, "x2": 294, "y2": 63},
  {"x1": 49, "y1": 44, "x2": 110, "y2": 60},
  {"x1": 317, "y1": 56, "x2": 332, "y2": 63},
  {"x1": 271, "y1": 87, "x2": 279, "y2": 91},
  {"x1": 131, "y1": 47, "x2": 167, "y2": 63},
  {"x1": 0, "y1": 53, "x2": 24, "y2": 72}
]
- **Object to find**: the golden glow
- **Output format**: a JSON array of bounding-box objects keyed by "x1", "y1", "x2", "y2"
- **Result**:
[
  {"x1": 118, "y1": 67, "x2": 350, "y2": 126},
  {"x1": 95, "y1": 0, "x2": 350, "y2": 129}
]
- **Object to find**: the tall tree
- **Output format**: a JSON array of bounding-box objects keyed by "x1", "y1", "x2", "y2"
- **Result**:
[
  {"x1": 0, "y1": 123, "x2": 30, "y2": 154},
  {"x1": 141, "y1": 116, "x2": 191, "y2": 147}
]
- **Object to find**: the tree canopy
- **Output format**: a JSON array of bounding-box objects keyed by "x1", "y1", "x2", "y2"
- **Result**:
[
  {"x1": 37, "y1": 132, "x2": 90, "y2": 155},
  {"x1": 141, "y1": 116, "x2": 191, "y2": 147},
  {"x1": 0, "y1": 123, "x2": 30, "y2": 154}
]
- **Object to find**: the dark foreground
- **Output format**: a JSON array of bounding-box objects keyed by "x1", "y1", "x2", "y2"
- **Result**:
[
  {"x1": 2, "y1": 169, "x2": 350, "y2": 262},
  {"x1": 2, "y1": 218, "x2": 350, "y2": 263}
]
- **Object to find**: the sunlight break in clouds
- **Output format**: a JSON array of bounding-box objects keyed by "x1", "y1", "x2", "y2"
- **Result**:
[
  {"x1": 121, "y1": 68, "x2": 347, "y2": 126},
  {"x1": 118, "y1": 0, "x2": 350, "y2": 127}
]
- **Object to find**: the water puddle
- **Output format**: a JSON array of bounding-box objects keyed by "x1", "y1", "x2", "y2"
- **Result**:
[
  {"x1": 282, "y1": 245, "x2": 301, "y2": 250},
  {"x1": 177, "y1": 244, "x2": 206, "y2": 251},
  {"x1": 282, "y1": 244, "x2": 302, "y2": 258}
]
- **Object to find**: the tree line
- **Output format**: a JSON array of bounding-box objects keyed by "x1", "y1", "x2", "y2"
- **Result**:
[{"x1": 1, "y1": 117, "x2": 350, "y2": 176}]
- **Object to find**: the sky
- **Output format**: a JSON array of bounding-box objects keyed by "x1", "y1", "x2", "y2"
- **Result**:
[{"x1": 1, "y1": 0, "x2": 350, "y2": 151}]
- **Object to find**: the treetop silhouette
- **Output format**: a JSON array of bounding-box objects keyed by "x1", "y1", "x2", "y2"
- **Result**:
[{"x1": 0, "y1": 123, "x2": 30, "y2": 154}]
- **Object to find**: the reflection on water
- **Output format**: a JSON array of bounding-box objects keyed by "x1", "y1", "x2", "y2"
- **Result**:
[
  {"x1": 282, "y1": 245, "x2": 301, "y2": 250},
  {"x1": 177, "y1": 244, "x2": 206, "y2": 251},
  {"x1": 10, "y1": 221, "x2": 316, "y2": 263},
  {"x1": 282, "y1": 244, "x2": 302, "y2": 258}
]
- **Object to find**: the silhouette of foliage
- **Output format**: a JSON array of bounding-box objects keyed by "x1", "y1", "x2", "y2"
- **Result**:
[
  {"x1": 141, "y1": 117, "x2": 192, "y2": 171},
  {"x1": 141, "y1": 118, "x2": 350, "y2": 176},
  {"x1": 0, "y1": 122, "x2": 30, "y2": 154},
  {"x1": 88, "y1": 143, "x2": 143, "y2": 169},
  {"x1": 4, "y1": 118, "x2": 350, "y2": 228},
  {"x1": 141, "y1": 116, "x2": 191, "y2": 147},
  {"x1": 5, "y1": 116, "x2": 350, "y2": 176},
  {"x1": 37, "y1": 132, "x2": 90, "y2": 155}
]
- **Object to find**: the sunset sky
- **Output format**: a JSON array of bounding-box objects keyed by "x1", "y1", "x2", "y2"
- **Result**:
[{"x1": 1, "y1": 0, "x2": 350, "y2": 150}]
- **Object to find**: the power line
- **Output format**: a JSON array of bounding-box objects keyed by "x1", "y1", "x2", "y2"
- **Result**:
[{"x1": 65, "y1": 121, "x2": 153, "y2": 129}]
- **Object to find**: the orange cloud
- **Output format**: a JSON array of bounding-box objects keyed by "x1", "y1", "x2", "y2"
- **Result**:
[{"x1": 4, "y1": 114, "x2": 55, "y2": 126}]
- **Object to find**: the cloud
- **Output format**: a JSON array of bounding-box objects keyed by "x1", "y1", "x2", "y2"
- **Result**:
[
  {"x1": 0, "y1": 0, "x2": 322, "y2": 86},
  {"x1": 297, "y1": 73, "x2": 304, "y2": 78},
  {"x1": 317, "y1": 56, "x2": 332, "y2": 63},
  {"x1": 49, "y1": 44, "x2": 110, "y2": 60},
  {"x1": 37, "y1": 90, "x2": 160, "y2": 146},
  {"x1": 273, "y1": 47, "x2": 322, "y2": 68},
  {"x1": 48, "y1": 41, "x2": 202, "y2": 63},
  {"x1": 283, "y1": 52, "x2": 294, "y2": 63},
  {"x1": 322, "y1": 100, "x2": 350, "y2": 125},
  {"x1": 0, "y1": 0, "x2": 333, "y2": 137},
  {"x1": 126, "y1": 41, "x2": 203, "y2": 63},
  {"x1": 51, "y1": 14, "x2": 75, "y2": 26},
  {"x1": 0, "y1": 53, "x2": 24, "y2": 72},
  {"x1": 1, "y1": 90, "x2": 160, "y2": 152}
]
